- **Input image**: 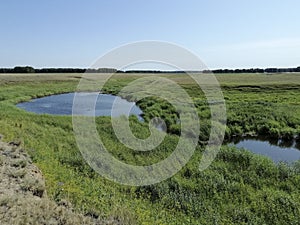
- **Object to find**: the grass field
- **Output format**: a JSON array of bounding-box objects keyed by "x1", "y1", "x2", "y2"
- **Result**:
[{"x1": 0, "y1": 73, "x2": 300, "y2": 224}]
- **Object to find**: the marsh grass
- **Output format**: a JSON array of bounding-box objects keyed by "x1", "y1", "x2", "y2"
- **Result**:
[{"x1": 0, "y1": 73, "x2": 300, "y2": 224}]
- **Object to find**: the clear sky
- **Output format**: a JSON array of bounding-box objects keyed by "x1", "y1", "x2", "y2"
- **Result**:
[{"x1": 1, "y1": 0, "x2": 300, "y2": 69}]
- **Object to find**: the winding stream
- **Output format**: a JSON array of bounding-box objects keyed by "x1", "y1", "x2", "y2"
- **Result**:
[{"x1": 17, "y1": 93, "x2": 300, "y2": 163}]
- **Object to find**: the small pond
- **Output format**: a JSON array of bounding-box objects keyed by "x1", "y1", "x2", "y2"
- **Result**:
[
  {"x1": 17, "y1": 92, "x2": 143, "y2": 120},
  {"x1": 230, "y1": 137, "x2": 300, "y2": 163},
  {"x1": 17, "y1": 93, "x2": 300, "y2": 163}
]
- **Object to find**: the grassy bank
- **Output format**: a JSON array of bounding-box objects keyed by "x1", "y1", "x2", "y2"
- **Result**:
[{"x1": 0, "y1": 73, "x2": 300, "y2": 224}]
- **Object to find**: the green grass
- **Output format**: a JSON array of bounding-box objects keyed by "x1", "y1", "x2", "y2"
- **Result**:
[{"x1": 0, "y1": 73, "x2": 300, "y2": 224}]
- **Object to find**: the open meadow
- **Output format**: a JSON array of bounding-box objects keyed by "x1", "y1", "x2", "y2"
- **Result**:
[{"x1": 1, "y1": 73, "x2": 300, "y2": 224}]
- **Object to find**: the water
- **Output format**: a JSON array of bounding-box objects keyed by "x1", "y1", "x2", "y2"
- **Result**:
[
  {"x1": 17, "y1": 92, "x2": 143, "y2": 120},
  {"x1": 18, "y1": 94, "x2": 300, "y2": 163},
  {"x1": 230, "y1": 137, "x2": 300, "y2": 163}
]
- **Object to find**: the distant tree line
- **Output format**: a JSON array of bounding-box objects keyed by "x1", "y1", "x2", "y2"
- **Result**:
[
  {"x1": 209, "y1": 67, "x2": 300, "y2": 73},
  {"x1": 0, "y1": 66, "x2": 300, "y2": 74},
  {"x1": 0, "y1": 67, "x2": 118, "y2": 74}
]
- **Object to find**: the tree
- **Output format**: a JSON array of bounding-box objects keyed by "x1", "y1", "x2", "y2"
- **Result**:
[{"x1": 13, "y1": 66, "x2": 35, "y2": 73}]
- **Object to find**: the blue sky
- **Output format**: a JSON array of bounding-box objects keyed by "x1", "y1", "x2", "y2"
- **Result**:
[{"x1": 0, "y1": 0, "x2": 300, "y2": 69}]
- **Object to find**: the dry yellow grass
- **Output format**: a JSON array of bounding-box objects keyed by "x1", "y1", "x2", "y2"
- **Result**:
[{"x1": 0, "y1": 138, "x2": 131, "y2": 225}]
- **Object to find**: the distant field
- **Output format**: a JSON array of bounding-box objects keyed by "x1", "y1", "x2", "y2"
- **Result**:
[
  {"x1": 1, "y1": 72, "x2": 300, "y2": 85},
  {"x1": 216, "y1": 72, "x2": 300, "y2": 86}
]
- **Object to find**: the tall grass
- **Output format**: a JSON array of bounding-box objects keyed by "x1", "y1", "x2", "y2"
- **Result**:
[{"x1": 0, "y1": 73, "x2": 300, "y2": 224}]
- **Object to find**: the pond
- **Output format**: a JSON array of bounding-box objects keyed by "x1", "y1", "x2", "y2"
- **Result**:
[
  {"x1": 230, "y1": 137, "x2": 300, "y2": 163},
  {"x1": 17, "y1": 93, "x2": 300, "y2": 163},
  {"x1": 17, "y1": 92, "x2": 143, "y2": 120}
]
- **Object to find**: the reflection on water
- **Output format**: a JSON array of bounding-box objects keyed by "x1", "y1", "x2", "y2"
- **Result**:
[
  {"x1": 230, "y1": 136, "x2": 300, "y2": 163},
  {"x1": 17, "y1": 92, "x2": 143, "y2": 120}
]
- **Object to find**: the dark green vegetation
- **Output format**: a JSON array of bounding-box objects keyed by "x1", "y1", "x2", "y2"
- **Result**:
[
  {"x1": 0, "y1": 73, "x2": 300, "y2": 224},
  {"x1": 1, "y1": 65, "x2": 300, "y2": 74},
  {"x1": 102, "y1": 73, "x2": 300, "y2": 142}
]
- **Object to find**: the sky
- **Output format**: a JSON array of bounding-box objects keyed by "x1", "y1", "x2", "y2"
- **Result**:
[{"x1": 0, "y1": 0, "x2": 300, "y2": 69}]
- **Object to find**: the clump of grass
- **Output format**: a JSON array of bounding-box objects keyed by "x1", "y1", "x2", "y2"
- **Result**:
[
  {"x1": 0, "y1": 155, "x2": 4, "y2": 166},
  {"x1": 0, "y1": 195, "x2": 111, "y2": 225},
  {"x1": 0, "y1": 196, "x2": 11, "y2": 207},
  {"x1": 108, "y1": 206, "x2": 138, "y2": 225},
  {"x1": 10, "y1": 159, "x2": 27, "y2": 168},
  {"x1": 8, "y1": 168, "x2": 26, "y2": 178},
  {"x1": 21, "y1": 176, "x2": 46, "y2": 197}
]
